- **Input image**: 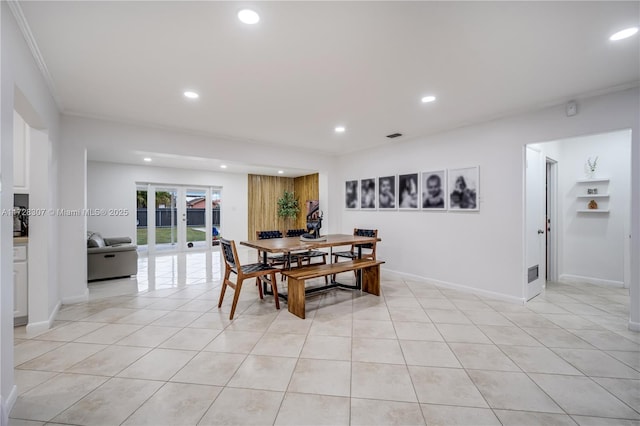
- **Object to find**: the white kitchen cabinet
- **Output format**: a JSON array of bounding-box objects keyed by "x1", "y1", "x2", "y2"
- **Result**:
[
  {"x1": 13, "y1": 243, "x2": 28, "y2": 324},
  {"x1": 13, "y1": 110, "x2": 30, "y2": 193}
]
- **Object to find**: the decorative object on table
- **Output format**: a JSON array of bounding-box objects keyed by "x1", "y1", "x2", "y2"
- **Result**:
[
  {"x1": 377, "y1": 175, "x2": 396, "y2": 209},
  {"x1": 421, "y1": 170, "x2": 447, "y2": 210},
  {"x1": 398, "y1": 173, "x2": 419, "y2": 210},
  {"x1": 360, "y1": 178, "x2": 376, "y2": 209},
  {"x1": 588, "y1": 199, "x2": 598, "y2": 209},
  {"x1": 345, "y1": 180, "x2": 358, "y2": 209},
  {"x1": 277, "y1": 190, "x2": 300, "y2": 230},
  {"x1": 585, "y1": 156, "x2": 598, "y2": 179},
  {"x1": 300, "y1": 202, "x2": 326, "y2": 241},
  {"x1": 448, "y1": 166, "x2": 479, "y2": 211},
  {"x1": 587, "y1": 188, "x2": 598, "y2": 195}
]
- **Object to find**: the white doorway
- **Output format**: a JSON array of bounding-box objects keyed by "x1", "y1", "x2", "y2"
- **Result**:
[{"x1": 525, "y1": 146, "x2": 546, "y2": 300}]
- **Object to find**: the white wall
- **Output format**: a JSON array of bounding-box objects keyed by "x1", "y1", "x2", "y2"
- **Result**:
[
  {"x1": 539, "y1": 130, "x2": 631, "y2": 287},
  {"x1": 1, "y1": 2, "x2": 61, "y2": 422},
  {"x1": 87, "y1": 161, "x2": 248, "y2": 242},
  {"x1": 332, "y1": 88, "x2": 639, "y2": 310}
]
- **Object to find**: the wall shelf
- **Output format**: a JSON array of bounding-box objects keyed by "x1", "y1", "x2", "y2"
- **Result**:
[
  {"x1": 576, "y1": 194, "x2": 609, "y2": 198},
  {"x1": 576, "y1": 177, "x2": 609, "y2": 183},
  {"x1": 577, "y1": 209, "x2": 610, "y2": 213}
]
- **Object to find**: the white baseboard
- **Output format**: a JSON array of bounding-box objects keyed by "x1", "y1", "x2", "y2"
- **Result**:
[
  {"x1": 629, "y1": 320, "x2": 640, "y2": 332},
  {"x1": 26, "y1": 300, "x2": 61, "y2": 334},
  {"x1": 2, "y1": 385, "x2": 18, "y2": 426},
  {"x1": 61, "y1": 288, "x2": 89, "y2": 304},
  {"x1": 382, "y1": 267, "x2": 525, "y2": 305},
  {"x1": 559, "y1": 274, "x2": 624, "y2": 288}
]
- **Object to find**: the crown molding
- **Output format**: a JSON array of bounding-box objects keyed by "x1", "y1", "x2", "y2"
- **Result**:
[{"x1": 7, "y1": 0, "x2": 64, "y2": 111}]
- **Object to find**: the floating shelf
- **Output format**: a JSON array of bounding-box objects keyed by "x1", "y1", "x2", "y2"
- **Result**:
[
  {"x1": 577, "y1": 209, "x2": 610, "y2": 213},
  {"x1": 577, "y1": 194, "x2": 609, "y2": 198},
  {"x1": 576, "y1": 178, "x2": 610, "y2": 183}
]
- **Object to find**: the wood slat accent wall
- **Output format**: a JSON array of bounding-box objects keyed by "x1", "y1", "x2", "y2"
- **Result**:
[
  {"x1": 247, "y1": 173, "x2": 319, "y2": 238},
  {"x1": 294, "y1": 173, "x2": 319, "y2": 230}
]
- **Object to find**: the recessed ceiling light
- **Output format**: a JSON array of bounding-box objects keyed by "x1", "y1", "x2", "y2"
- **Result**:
[
  {"x1": 609, "y1": 27, "x2": 639, "y2": 41},
  {"x1": 183, "y1": 91, "x2": 199, "y2": 99},
  {"x1": 143, "y1": 157, "x2": 152, "y2": 162},
  {"x1": 238, "y1": 9, "x2": 260, "y2": 25},
  {"x1": 421, "y1": 95, "x2": 436, "y2": 103},
  {"x1": 220, "y1": 164, "x2": 227, "y2": 169},
  {"x1": 277, "y1": 170, "x2": 284, "y2": 174},
  {"x1": 335, "y1": 126, "x2": 346, "y2": 133}
]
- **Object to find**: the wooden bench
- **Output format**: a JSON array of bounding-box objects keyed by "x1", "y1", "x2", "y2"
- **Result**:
[{"x1": 281, "y1": 259, "x2": 385, "y2": 319}]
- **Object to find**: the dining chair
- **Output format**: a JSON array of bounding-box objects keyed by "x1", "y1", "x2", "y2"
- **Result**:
[
  {"x1": 218, "y1": 238, "x2": 280, "y2": 320},
  {"x1": 332, "y1": 228, "x2": 378, "y2": 280},
  {"x1": 255, "y1": 230, "x2": 287, "y2": 268},
  {"x1": 286, "y1": 229, "x2": 328, "y2": 284}
]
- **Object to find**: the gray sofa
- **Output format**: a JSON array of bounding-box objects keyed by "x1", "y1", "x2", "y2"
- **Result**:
[{"x1": 87, "y1": 232, "x2": 138, "y2": 281}]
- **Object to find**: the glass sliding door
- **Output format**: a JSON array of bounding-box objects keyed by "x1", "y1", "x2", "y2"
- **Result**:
[
  {"x1": 185, "y1": 188, "x2": 208, "y2": 249},
  {"x1": 155, "y1": 187, "x2": 179, "y2": 251},
  {"x1": 136, "y1": 184, "x2": 221, "y2": 252}
]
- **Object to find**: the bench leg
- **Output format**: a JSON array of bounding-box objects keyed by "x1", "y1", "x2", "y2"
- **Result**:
[
  {"x1": 361, "y1": 265, "x2": 380, "y2": 296},
  {"x1": 287, "y1": 278, "x2": 306, "y2": 319}
]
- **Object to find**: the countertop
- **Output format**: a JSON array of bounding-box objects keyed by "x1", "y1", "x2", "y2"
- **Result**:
[{"x1": 13, "y1": 237, "x2": 28, "y2": 244}]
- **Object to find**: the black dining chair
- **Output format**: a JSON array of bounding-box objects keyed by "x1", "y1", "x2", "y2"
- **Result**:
[
  {"x1": 286, "y1": 229, "x2": 328, "y2": 284},
  {"x1": 332, "y1": 228, "x2": 378, "y2": 280},
  {"x1": 218, "y1": 238, "x2": 280, "y2": 320}
]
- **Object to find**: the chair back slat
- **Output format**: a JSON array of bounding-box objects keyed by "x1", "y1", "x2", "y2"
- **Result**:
[
  {"x1": 286, "y1": 229, "x2": 307, "y2": 237},
  {"x1": 257, "y1": 230, "x2": 283, "y2": 240},
  {"x1": 220, "y1": 238, "x2": 237, "y2": 269},
  {"x1": 354, "y1": 228, "x2": 377, "y2": 249}
]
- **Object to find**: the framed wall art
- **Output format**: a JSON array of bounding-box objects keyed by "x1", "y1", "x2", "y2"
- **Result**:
[
  {"x1": 345, "y1": 180, "x2": 359, "y2": 209},
  {"x1": 421, "y1": 170, "x2": 447, "y2": 210},
  {"x1": 377, "y1": 175, "x2": 396, "y2": 210},
  {"x1": 448, "y1": 166, "x2": 479, "y2": 211},
  {"x1": 360, "y1": 178, "x2": 376, "y2": 209},
  {"x1": 398, "y1": 173, "x2": 419, "y2": 210}
]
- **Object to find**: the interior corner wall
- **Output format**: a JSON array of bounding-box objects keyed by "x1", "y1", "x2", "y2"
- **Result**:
[
  {"x1": 87, "y1": 161, "x2": 249, "y2": 242},
  {"x1": 539, "y1": 130, "x2": 631, "y2": 287},
  {"x1": 332, "y1": 87, "x2": 639, "y2": 305},
  {"x1": 1, "y1": 1, "x2": 61, "y2": 420},
  {"x1": 293, "y1": 173, "x2": 319, "y2": 230},
  {"x1": 247, "y1": 174, "x2": 294, "y2": 238}
]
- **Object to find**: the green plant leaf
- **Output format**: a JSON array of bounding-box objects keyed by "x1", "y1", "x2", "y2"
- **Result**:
[{"x1": 277, "y1": 191, "x2": 300, "y2": 219}]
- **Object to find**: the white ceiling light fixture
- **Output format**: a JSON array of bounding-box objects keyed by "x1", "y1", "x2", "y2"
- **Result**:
[
  {"x1": 220, "y1": 164, "x2": 227, "y2": 169},
  {"x1": 334, "y1": 126, "x2": 346, "y2": 133},
  {"x1": 421, "y1": 95, "x2": 436, "y2": 103},
  {"x1": 183, "y1": 91, "x2": 199, "y2": 99},
  {"x1": 609, "y1": 27, "x2": 639, "y2": 41},
  {"x1": 238, "y1": 9, "x2": 260, "y2": 25},
  {"x1": 143, "y1": 157, "x2": 152, "y2": 162},
  {"x1": 277, "y1": 170, "x2": 284, "y2": 174}
]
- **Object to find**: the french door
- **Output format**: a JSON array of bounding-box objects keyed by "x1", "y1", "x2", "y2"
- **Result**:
[{"x1": 137, "y1": 184, "x2": 220, "y2": 252}]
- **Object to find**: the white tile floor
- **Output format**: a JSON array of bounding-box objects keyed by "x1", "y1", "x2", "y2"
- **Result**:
[{"x1": 10, "y1": 249, "x2": 640, "y2": 425}]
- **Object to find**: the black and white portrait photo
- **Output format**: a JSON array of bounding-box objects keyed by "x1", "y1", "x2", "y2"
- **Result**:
[
  {"x1": 345, "y1": 180, "x2": 358, "y2": 209},
  {"x1": 378, "y1": 175, "x2": 396, "y2": 209},
  {"x1": 421, "y1": 170, "x2": 446, "y2": 210},
  {"x1": 398, "y1": 173, "x2": 419, "y2": 209},
  {"x1": 448, "y1": 166, "x2": 479, "y2": 211},
  {"x1": 360, "y1": 178, "x2": 376, "y2": 209}
]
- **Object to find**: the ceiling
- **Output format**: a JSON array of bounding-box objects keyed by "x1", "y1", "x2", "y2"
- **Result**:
[{"x1": 16, "y1": 1, "x2": 640, "y2": 166}]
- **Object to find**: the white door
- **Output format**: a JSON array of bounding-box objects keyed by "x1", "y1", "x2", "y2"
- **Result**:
[{"x1": 525, "y1": 147, "x2": 546, "y2": 300}]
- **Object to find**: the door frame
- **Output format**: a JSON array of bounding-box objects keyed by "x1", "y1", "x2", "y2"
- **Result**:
[
  {"x1": 546, "y1": 158, "x2": 558, "y2": 282},
  {"x1": 523, "y1": 145, "x2": 546, "y2": 301},
  {"x1": 139, "y1": 183, "x2": 217, "y2": 253}
]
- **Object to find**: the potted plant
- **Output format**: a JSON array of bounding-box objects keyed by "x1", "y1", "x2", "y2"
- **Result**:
[{"x1": 277, "y1": 191, "x2": 300, "y2": 229}]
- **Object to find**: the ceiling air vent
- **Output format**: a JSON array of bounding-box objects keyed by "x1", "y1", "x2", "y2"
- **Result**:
[{"x1": 386, "y1": 133, "x2": 403, "y2": 139}]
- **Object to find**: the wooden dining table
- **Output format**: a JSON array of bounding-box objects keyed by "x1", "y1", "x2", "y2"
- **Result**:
[{"x1": 240, "y1": 233, "x2": 381, "y2": 298}]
